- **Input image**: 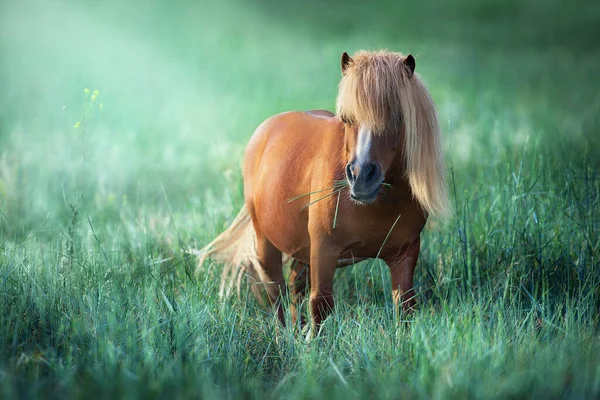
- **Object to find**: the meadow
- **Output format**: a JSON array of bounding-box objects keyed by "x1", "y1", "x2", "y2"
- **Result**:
[{"x1": 1, "y1": 0, "x2": 599, "y2": 398}]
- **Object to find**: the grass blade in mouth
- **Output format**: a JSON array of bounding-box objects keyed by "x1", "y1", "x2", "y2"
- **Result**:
[
  {"x1": 287, "y1": 186, "x2": 336, "y2": 202},
  {"x1": 288, "y1": 180, "x2": 386, "y2": 228},
  {"x1": 288, "y1": 180, "x2": 349, "y2": 203},
  {"x1": 289, "y1": 180, "x2": 349, "y2": 225},
  {"x1": 299, "y1": 188, "x2": 344, "y2": 211}
]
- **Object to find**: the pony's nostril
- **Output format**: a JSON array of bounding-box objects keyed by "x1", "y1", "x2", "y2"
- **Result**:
[
  {"x1": 365, "y1": 163, "x2": 378, "y2": 182},
  {"x1": 345, "y1": 163, "x2": 355, "y2": 181}
]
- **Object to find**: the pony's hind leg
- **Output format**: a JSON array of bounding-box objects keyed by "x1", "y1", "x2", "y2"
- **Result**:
[
  {"x1": 289, "y1": 260, "x2": 310, "y2": 327},
  {"x1": 244, "y1": 260, "x2": 268, "y2": 307},
  {"x1": 255, "y1": 233, "x2": 287, "y2": 325}
]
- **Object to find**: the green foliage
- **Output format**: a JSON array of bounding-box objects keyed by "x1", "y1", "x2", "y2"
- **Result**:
[{"x1": 0, "y1": 0, "x2": 599, "y2": 398}]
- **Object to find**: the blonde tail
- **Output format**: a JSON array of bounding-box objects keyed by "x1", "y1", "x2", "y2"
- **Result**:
[{"x1": 194, "y1": 204, "x2": 260, "y2": 298}]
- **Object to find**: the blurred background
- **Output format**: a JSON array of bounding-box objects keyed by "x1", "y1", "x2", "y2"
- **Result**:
[{"x1": 0, "y1": 0, "x2": 598, "y2": 247}]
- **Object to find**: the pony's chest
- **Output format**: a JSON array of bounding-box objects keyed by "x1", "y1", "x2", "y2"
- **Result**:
[
  {"x1": 340, "y1": 231, "x2": 409, "y2": 260},
  {"x1": 335, "y1": 203, "x2": 426, "y2": 259}
]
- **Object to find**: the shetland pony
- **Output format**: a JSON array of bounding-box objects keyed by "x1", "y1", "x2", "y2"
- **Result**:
[{"x1": 198, "y1": 50, "x2": 449, "y2": 337}]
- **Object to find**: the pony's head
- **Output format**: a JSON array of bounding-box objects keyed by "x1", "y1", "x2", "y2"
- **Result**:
[{"x1": 336, "y1": 50, "x2": 450, "y2": 216}]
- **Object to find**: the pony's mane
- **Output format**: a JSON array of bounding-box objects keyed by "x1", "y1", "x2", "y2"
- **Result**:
[{"x1": 336, "y1": 50, "x2": 450, "y2": 217}]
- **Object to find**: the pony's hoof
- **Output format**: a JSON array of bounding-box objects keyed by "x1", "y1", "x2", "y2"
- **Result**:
[
  {"x1": 305, "y1": 328, "x2": 314, "y2": 342},
  {"x1": 302, "y1": 324, "x2": 315, "y2": 342}
]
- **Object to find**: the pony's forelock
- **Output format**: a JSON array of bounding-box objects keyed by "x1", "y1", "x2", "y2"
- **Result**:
[
  {"x1": 336, "y1": 50, "x2": 408, "y2": 134},
  {"x1": 335, "y1": 50, "x2": 451, "y2": 217}
]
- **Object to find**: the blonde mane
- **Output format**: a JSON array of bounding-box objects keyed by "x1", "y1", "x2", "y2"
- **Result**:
[{"x1": 335, "y1": 50, "x2": 450, "y2": 217}]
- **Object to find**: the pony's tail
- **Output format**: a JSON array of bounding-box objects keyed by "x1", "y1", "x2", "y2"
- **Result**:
[{"x1": 195, "y1": 204, "x2": 261, "y2": 299}]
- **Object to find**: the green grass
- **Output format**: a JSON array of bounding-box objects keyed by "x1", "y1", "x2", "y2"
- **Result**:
[{"x1": 1, "y1": 0, "x2": 599, "y2": 398}]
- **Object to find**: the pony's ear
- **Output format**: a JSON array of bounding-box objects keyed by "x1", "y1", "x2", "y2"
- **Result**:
[
  {"x1": 403, "y1": 54, "x2": 416, "y2": 78},
  {"x1": 341, "y1": 52, "x2": 353, "y2": 74}
]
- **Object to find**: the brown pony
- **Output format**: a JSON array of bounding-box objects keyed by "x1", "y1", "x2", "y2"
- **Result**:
[{"x1": 197, "y1": 50, "x2": 449, "y2": 337}]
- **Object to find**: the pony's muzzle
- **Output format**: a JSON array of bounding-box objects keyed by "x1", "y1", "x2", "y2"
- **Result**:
[{"x1": 345, "y1": 162, "x2": 383, "y2": 204}]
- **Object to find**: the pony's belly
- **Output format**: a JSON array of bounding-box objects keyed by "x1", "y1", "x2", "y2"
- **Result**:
[
  {"x1": 261, "y1": 216, "x2": 310, "y2": 261},
  {"x1": 338, "y1": 245, "x2": 390, "y2": 261},
  {"x1": 288, "y1": 249, "x2": 311, "y2": 265}
]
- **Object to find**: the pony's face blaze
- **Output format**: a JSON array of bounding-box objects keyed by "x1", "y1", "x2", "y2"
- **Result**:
[{"x1": 343, "y1": 120, "x2": 398, "y2": 204}]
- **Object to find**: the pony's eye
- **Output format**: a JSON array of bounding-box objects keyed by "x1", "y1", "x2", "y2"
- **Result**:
[{"x1": 340, "y1": 115, "x2": 353, "y2": 125}]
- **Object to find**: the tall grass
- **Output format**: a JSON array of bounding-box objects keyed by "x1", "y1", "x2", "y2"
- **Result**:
[{"x1": 1, "y1": 0, "x2": 599, "y2": 398}]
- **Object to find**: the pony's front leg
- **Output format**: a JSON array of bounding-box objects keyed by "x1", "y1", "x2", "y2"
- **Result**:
[
  {"x1": 385, "y1": 237, "x2": 420, "y2": 315},
  {"x1": 308, "y1": 237, "x2": 340, "y2": 338}
]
